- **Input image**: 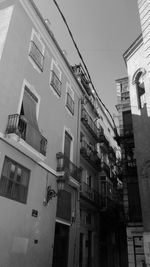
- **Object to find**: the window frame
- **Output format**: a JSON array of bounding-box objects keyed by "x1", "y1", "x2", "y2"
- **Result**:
[
  {"x1": 0, "y1": 156, "x2": 30, "y2": 204},
  {"x1": 50, "y1": 59, "x2": 62, "y2": 97},
  {"x1": 28, "y1": 28, "x2": 45, "y2": 73},
  {"x1": 62, "y1": 127, "x2": 74, "y2": 162},
  {"x1": 132, "y1": 68, "x2": 146, "y2": 110},
  {"x1": 18, "y1": 80, "x2": 41, "y2": 121},
  {"x1": 65, "y1": 83, "x2": 75, "y2": 115}
]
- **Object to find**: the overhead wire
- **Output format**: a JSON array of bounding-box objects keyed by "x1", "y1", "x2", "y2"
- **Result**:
[{"x1": 53, "y1": 0, "x2": 118, "y2": 135}]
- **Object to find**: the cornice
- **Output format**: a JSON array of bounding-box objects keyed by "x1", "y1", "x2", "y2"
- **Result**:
[{"x1": 123, "y1": 34, "x2": 143, "y2": 63}]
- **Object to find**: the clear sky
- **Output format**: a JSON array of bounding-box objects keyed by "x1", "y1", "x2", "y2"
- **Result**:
[{"x1": 33, "y1": 0, "x2": 141, "y2": 116}]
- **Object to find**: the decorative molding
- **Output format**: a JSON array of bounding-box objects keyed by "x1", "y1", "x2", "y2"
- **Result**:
[{"x1": 132, "y1": 68, "x2": 146, "y2": 85}]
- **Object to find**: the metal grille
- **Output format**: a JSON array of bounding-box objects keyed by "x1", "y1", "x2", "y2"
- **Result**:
[
  {"x1": 29, "y1": 41, "x2": 44, "y2": 71},
  {"x1": 50, "y1": 70, "x2": 62, "y2": 96}
]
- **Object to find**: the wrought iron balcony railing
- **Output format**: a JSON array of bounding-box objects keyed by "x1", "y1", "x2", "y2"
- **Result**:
[
  {"x1": 71, "y1": 64, "x2": 92, "y2": 95},
  {"x1": 66, "y1": 92, "x2": 74, "y2": 115},
  {"x1": 124, "y1": 159, "x2": 137, "y2": 175},
  {"x1": 100, "y1": 177, "x2": 123, "y2": 211},
  {"x1": 81, "y1": 106, "x2": 100, "y2": 140},
  {"x1": 99, "y1": 133, "x2": 110, "y2": 151},
  {"x1": 80, "y1": 140, "x2": 101, "y2": 171},
  {"x1": 50, "y1": 70, "x2": 62, "y2": 96},
  {"x1": 5, "y1": 114, "x2": 47, "y2": 156},
  {"x1": 101, "y1": 160, "x2": 110, "y2": 177},
  {"x1": 29, "y1": 41, "x2": 44, "y2": 72},
  {"x1": 80, "y1": 182, "x2": 101, "y2": 206},
  {"x1": 121, "y1": 91, "x2": 130, "y2": 101},
  {"x1": 56, "y1": 152, "x2": 81, "y2": 182},
  {"x1": 109, "y1": 146, "x2": 116, "y2": 162}
]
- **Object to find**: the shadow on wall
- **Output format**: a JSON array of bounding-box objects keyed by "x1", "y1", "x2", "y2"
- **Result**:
[{"x1": 132, "y1": 103, "x2": 150, "y2": 232}]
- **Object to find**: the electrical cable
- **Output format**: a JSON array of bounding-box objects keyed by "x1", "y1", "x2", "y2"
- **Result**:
[{"x1": 53, "y1": 0, "x2": 118, "y2": 135}]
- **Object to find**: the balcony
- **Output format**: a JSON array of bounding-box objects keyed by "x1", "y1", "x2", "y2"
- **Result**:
[
  {"x1": 56, "y1": 152, "x2": 81, "y2": 183},
  {"x1": 81, "y1": 106, "x2": 100, "y2": 140},
  {"x1": 80, "y1": 140, "x2": 101, "y2": 171},
  {"x1": 71, "y1": 64, "x2": 92, "y2": 95},
  {"x1": 29, "y1": 41, "x2": 44, "y2": 72},
  {"x1": 100, "y1": 177, "x2": 123, "y2": 211},
  {"x1": 124, "y1": 159, "x2": 137, "y2": 176},
  {"x1": 80, "y1": 182, "x2": 101, "y2": 206},
  {"x1": 101, "y1": 161, "x2": 110, "y2": 177},
  {"x1": 99, "y1": 132, "x2": 110, "y2": 152},
  {"x1": 5, "y1": 114, "x2": 47, "y2": 156},
  {"x1": 50, "y1": 70, "x2": 62, "y2": 97},
  {"x1": 109, "y1": 146, "x2": 116, "y2": 162},
  {"x1": 66, "y1": 92, "x2": 74, "y2": 115}
]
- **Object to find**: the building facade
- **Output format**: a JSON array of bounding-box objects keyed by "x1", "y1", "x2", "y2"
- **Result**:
[
  {"x1": 0, "y1": 0, "x2": 82, "y2": 266},
  {"x1": 0, "y1": 0, "x2": 125, "y2": 267},
  {"x1": 116, "y1": 77, "x2": 144, "y2": 267},
  {"x1": 123, "y1": 30, "x2": 150, "y2": 266},
  {"x1": 72, "y1": 64, "x2": 124, "y2": 267}
]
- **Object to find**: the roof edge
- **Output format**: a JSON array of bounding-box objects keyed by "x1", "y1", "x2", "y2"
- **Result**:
[{"x1": 123, "y1": 34, "x2": 143, "y2": 62}]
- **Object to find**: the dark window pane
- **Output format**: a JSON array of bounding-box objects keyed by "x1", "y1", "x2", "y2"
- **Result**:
[{"x1": 0, "y1": 157, "x2": 30, "y2": 204}]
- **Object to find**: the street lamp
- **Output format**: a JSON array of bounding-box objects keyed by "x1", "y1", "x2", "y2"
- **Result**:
[{"x1": 43, "y1": 175, "x2": 66, "y2": 206}]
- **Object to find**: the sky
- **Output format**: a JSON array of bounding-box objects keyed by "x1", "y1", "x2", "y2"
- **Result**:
[{"x1": 33, "y1": 0, "x2": 141, "y2": 116}]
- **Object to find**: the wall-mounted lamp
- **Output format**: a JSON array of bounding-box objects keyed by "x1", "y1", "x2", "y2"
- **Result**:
[{"x1": 43, "y1": 175, "x2": 66, "y2": 206}]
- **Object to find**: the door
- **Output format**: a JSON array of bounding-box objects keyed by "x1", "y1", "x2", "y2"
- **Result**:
[
  {"x1": 52, "y1": 222, "x2": 70, "y2": 267},
  {"x1": 79, "y1": 233, "x2": 84, "y2": 267},
  {"x1": 64, "y1": 131, "x2": 72, "y2": 169},
  {"x1": 88, "y1": 231, "x2": 92, "y2": 267}
]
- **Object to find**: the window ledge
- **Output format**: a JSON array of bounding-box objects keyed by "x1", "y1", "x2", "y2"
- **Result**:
[
  {"x1": 65, "y1": 105, "x2": 74, "y2": 117},
  {"x1": 69, "y1": 176, "x2": 80, "y2": 188},
  {"x1": 1, "y1": 133, "x2": 46, "y2": 163}
]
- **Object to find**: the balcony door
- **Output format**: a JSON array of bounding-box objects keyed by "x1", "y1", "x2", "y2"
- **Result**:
[
  {"x1": 19, "y1": 86, "x2": 41, "y2": 151},
  {"x1": 64, "y1": 131, "x2": 72, "y2": 169}
]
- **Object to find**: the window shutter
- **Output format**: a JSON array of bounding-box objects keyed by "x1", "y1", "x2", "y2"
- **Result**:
[
  {"x1": 56, "y1": 190, "x2": 71, "y2": 221},
  {"x1": 32, "y1": 34, "x2": 43, "y2": 53}
]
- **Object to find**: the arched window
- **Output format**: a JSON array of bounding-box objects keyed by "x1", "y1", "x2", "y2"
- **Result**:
[{"x1": 133, "y1": 69, "x2": 146, "y2": 109}]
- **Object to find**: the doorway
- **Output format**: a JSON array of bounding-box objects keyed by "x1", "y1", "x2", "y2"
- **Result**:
[
  {"x1": 79, "y1": 233, "x2": 84, "y2": 267},
  {"x1": 52, "y1": 222, "x2": 70, "y2": 267}
]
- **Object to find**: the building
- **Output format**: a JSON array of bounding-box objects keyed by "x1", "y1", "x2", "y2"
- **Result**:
[
  {"x1": 123, "y1": 30, "x2": 150, "y2": 266},
  {"x1": 72, "y1": 64, "x2": 124, "y2": 267},
  {"x1": 122, "y1": 0, "x2": 150, "y2": 264},
  {"x1": 0, "y1": 0, "x2": 125, "y2": 267},
  {"x1": 116, "y1": 77, "x2": 144, "y2": 267},
  {"x1": 0, "y1": 0, "x2": 82, "y2": 266}
]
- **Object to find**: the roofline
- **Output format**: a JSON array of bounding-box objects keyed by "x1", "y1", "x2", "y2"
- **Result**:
[
  {"x1": 29, "y1": 0, "x2": 86, "y2": 96},
  {"x1": 29, "y1": 0, "x2": 115, "y2": 131},
  {"x1": 123, "y1": 34, "x2": 143, "y2": 63}
]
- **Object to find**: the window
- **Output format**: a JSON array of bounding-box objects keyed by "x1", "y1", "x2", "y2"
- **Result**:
[
  {"x1": 19, "y1": 86, "x2": 43, "y2": 153},
  {"x1": 66, "y1": 84, "x2": 74, "y2": 115},
  {"x1": 64, "y1": 131, "x2": 72, "y2": 159},
  {"x1": 122, "y1": 110, "x2": 133, "y2": 136},
  {"x1": 85, "y1": 212, "x2": 91, "y2": 225},
  {"x1": 6, "y1": 84, "x2": 47, "y2": 156},
  {"x1": 86, "y1": 175, "x2": 92, "y2": 187},
  {"x1": 0, "y1": 157, "x2": 30, "y2": 203},
  {"x1": 29, "y1": 29, "x2": 45, "y2": 72},
  {"x1": 50, "y1": 60, "x2": 62, "y2": 96},
  {"x1": 135, "y1": 72, "x2": 146, "y2": 109}
]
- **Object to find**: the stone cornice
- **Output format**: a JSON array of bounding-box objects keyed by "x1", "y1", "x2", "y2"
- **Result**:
[{"x1": 123, "y1": 34, "x2": 143, "y2": 63}]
